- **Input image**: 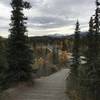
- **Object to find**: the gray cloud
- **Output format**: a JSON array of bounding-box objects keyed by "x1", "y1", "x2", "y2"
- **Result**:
[
  {"x1": 28, "y1": 16, "x2": 74, "y2": 29},
  {"x1": 0, "y1": 0, "x2": 97, "y2": 37},
  {"x1": 0, "y1": 0, "x2": 11, "y2": 6}
]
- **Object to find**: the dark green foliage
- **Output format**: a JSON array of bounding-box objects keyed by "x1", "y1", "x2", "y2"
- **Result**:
[
  {"x1": 67, "y1": 1, "x2": 100, "y2": 99},
  {"x1": 0, "y1": 37, "x2": 8, "y2": 91},
  {"x1": 85, "y1": 2, "x2": 100, "y2": 99},
  {"x1": 86, "y1": 17, "x2": 94, "y2": 59},
  {"x1": 52, "y1": 41, "x2": 59, "y2": 65},
  {"x1": 44, "y1": 42, "x2": 48, "y2": 57},
  {"x1": 79, "y1": 1, "x2": 100, "y2": 99},
  {"x1": 2, "y1": 0, "x2": 33, "y2": 87},
  {"x1": 71, "y1": 21, "x2": 80, "y2": 74},
  {"x1": 52, "y1": 45, "x2": 59, "y2": 65},
  {"x1": 85, "y1": 17, "x2": 96, "y2": 83},
  {"x1": 0, "y1": 37, "x2": 7, "y2": 74},
  {"x1": 66, "y1": 20, "x2": 81, "y2": 95}
]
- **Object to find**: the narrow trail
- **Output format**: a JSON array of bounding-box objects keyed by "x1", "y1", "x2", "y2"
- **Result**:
[{"x1": 4, "y1": 68, "x2": 70, "y2": 100}]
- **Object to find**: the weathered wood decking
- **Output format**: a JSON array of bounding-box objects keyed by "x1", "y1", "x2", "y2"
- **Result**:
[{"x1": 3, "y1": 69, "x2": 70, "y2": 100}]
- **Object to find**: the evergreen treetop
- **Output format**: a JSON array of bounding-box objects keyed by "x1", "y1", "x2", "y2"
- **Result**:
[{"x1": 4, "y1": 0, "x2": 34, "y2": 87}]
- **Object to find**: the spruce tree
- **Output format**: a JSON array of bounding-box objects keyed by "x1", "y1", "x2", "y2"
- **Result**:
[
  {"x1": 86, "y1": 17, "x2": 94, "y2": 62},
  {"x1": 71, "y1": 20, "x2": 80, "y2": 74},
  {"x1": 6, "y1": 0, "x2": 33, "y2": 84},
  {"x1": 82, "y1": 17, "x2": 95, "y2": 94},
  {"x1": 85, "y1": 1, "x2": 100, "y2": 99},
  {"x1": 67, "y1": 21, "x2": 80, "y2": 91},
  {"x1": 52, "y1": 41, "x2": 59, "y2": 65},
  {"x1": 45, "y1": 42, "x2": 49, "y2": 58},
  {"x1": 90, "y1": 1, "x2": 100, "y2": 97},
  {"x1": 52, "y1": 45, "x2": 57, "y2": 65}
]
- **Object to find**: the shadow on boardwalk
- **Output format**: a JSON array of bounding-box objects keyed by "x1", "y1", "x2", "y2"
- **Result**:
[{"x1": 1, "y1": 69, "x2": 70, "y2": 100}]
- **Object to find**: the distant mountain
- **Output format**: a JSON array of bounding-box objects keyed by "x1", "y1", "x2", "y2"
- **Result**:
[
  {"x1": 49, "y1": 32, "x2": 88, "y2": 40},
  {"x1": 29, "y1": 31, "x2": 88, "y2": 43},
  {"x1": 66, "y1": 32, "x2": 88, "y2": 39},
  {"x1": 48, "y1": 33, "x2": 65, "y2": 38}
]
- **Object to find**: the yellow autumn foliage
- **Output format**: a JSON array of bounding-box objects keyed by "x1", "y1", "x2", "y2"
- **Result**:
[
  {"x1": 59, "y1": 51, "x2": 68, "y2": 64},
  {"x1": 32, "y1": 57, "x2": 45, "y2": 70}
]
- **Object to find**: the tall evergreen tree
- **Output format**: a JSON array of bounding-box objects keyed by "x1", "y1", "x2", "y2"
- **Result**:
[
  {"x1": 71, "y1": 20, "x2": 80, "y2": 74},
  {"x1": 6, "y1": 0, "x2": 33, "y2": 84},
  {"x1": 90, "y1": 1, "x2": 100, "y2": 95},
  {"x1": 83, "y1": 16, "x2": 96, "y2": 93},
  {"x1": 86, "y1": 17, "x2": 94, "y2": 65},
  {"x1": 66, "y1": 21, "x2": 81, "y2": 92},
  {"x1": 52, "y1": 42, "x2": 59, "y2": 65},
  {"x1": 85, "y1": 1, "x2": 100, "y2": 99},
  {"x1": 52, "y1": 46, "x2": 57, "y2": 65}
]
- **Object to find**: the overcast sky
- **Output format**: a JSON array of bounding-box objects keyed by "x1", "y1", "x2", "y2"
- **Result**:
[{"x1": 0, "y1": 0, "x2": 96, "y2": 37}]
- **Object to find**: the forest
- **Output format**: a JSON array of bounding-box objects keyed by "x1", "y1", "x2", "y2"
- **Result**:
[{"x1": 0, "y1": 0, "x2": 100, "y2": 100}]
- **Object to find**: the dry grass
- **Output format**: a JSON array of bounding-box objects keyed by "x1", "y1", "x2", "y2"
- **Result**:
[{"x1": 66, "y1": 90, "x2": 81, "y2": 100}]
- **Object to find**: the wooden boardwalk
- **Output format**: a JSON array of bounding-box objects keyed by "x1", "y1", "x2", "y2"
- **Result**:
[{"x1": 3, "y1": 69, "x2": 70, "y2": 100}]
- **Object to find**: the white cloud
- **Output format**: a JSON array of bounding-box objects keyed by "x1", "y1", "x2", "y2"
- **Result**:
[
  {"x1": 0, "y1": 0, "x2": 97, "y2": 37},
  {"x1": 0, "y1": 3, "x2": 11, "y2": 19}
]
